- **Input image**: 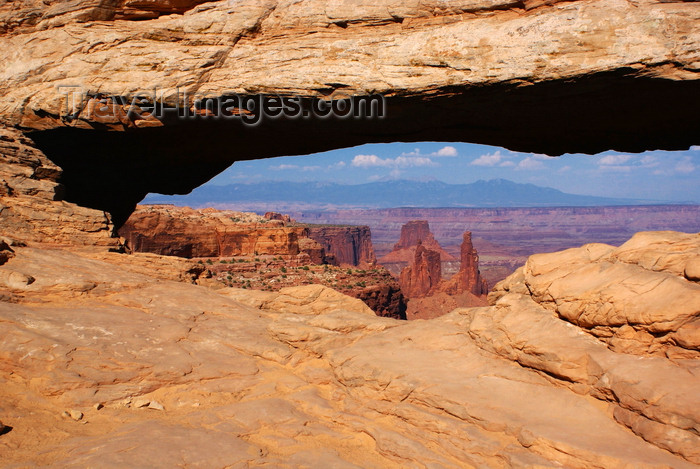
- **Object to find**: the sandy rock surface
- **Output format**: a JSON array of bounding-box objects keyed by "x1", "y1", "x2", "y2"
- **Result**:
[{"x1": 1, "y1": 231, "x2": 698, "y2": 467}]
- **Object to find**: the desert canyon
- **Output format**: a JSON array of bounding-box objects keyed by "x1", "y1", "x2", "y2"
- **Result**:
[{"x1": 1, "y1": 0, "x2": 700, "y2": 467}]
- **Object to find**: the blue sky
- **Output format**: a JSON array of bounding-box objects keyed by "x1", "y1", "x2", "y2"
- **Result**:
[{"x1": 203, "y1": 142, "x2": 700, "y2": 202}]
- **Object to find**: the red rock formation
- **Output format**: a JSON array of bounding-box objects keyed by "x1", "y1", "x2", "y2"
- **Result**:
[
  {"x1": 379, "y1": 220, "x2": 455, "y2": 264},
  {"x1": 297, "y1": 237, "x2": 325, "y2": 265},
  {"x1": 396, "y1": 230, "x2": 488, "y2": 318},
  {"x1": 399, "y1": 242, "x2": 442, "y2": 298},
  {"x1": 406, "y1": 291, "x2": 488, "y2": 320},
  {"x1": 305, "y1": 226, "x2": 376, "y2": 267},
  {"x1": 264, "y1": 212, "x2": 293, "y2": 223},
  {"x1": 440, "y1": 231, "x2": 489, "y2": 296},
  {"x1": 296, "y1": 206, "x2": 700, "y2": 286},
  {"x1": 120, "y1": 205, "x2": 308, "y2": 258},
  {"x1": 394, "y1": 221, "x2": 435, "y2": 250},
  {"x1": 355, "y1": 284, "x2": 407, "y2": 320}
]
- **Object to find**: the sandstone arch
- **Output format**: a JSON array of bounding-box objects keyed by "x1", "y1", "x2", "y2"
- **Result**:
[{"x1": 0, "y1": 0, "x2": 698, "y2": 232}]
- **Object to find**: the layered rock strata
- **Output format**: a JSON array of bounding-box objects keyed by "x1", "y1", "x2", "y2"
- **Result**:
[
  {"x1": 0, "y1": 0, "x2": 698, "y2": 233},
  {"x1": 0, "y1": 126, "x2": 116, "y2": 247},
  {"x1": 305, "y1": 225, "x2": 377, "y2": 267},
  {"x1": 439, "y1": 231, "x2": 489, "y2": 296},
  {"x1": 398, "y1": 242, "x2": 442, "y2": 298},
  {"x1": 401, "y1": 230, "x2": 490, "y2": 319},
  {"x1": 379, "y1": 220, "x2": 455, "y2": 265},
  {"x1": 120, "y1": 205, "x2": 311, "y2": 259},
  {"x1": 0, "y1": 231, "x2": 698, "y2": 466},
  {"x1": 120, "y1": 204, "x2": 405, "y2": 318}
]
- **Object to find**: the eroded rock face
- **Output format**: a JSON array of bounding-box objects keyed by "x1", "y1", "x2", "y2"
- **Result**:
[
  {"x1": 399, "y1": 242, "x2": 442, "y2": 298},
  {"x1": 0, "y1": 0, "x2": 211, "y2": 33},
  {"x1": 0, "y1": 126, "x2": 116, "y2": 247},
  {"x1": 0, "y1": 0, "x2": 696, "y2": 226},
  {"x1": 119, "y1": 205, "x2": 308, "y2": 258},
  {"x1": 381, "y1": 220, "x2": 454, "y2": 262},
  {"x1": 490, "y1": 231, "x2": 700, "y2": 359},
  {"x1": 1, "y1": 232, "x2": 698, "y2": 467},
  {"x1": 440, "y1": 231, "x2": 488, "y2": 296},
  {"x1": 486, "y1": 230, "x2": 700, "y2": 462},
  {"x1": 305, "y1": 225, "x2": 376, "y2": 267}
]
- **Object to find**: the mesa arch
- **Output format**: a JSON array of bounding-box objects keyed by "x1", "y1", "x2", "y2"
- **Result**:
[{"x1": 0, "y1": 0, "x2": 699, "y2": 232}]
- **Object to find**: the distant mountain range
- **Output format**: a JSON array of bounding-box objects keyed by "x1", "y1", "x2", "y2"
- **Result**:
[{"x1": 144, "y1": 178, "x2": 670, "y2": 209}]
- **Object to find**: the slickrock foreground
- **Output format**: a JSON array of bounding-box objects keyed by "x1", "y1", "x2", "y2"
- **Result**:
[{"x1": 1, "y1": 230, "x2": 698, "y2": 467}]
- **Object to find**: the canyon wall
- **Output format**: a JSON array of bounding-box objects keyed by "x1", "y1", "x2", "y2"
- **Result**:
[
  {"x1": 305, "y1": 225, "x2": 376, "y2": 267},
  {"x1": 119, "y1": 205, "x2": 308, "y2": 258},
  {"x1": 295, "y1": 205, "x2": 700, "y2": 285},
  {"x1": 118, "y1": 205, "x2": 406, "y2": 318}
]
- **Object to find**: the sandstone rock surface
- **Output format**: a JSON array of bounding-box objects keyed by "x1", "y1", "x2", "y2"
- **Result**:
[
  {"x1": 1, "y1": 231, "x2": 698, "y2": 467},
  {"x1": 120, "y1": 204, "x2": 309, "y2": 258},
  {"x1": 439, "y1": 231, "x2": 489, "y2": 296},
  {"x1": 398, "y1": 228, "x2": 490, "y2": 319},
  {"x1": 306, "y1": 225, "x2": 377, "y2": 267},
  {"x1": 0, "y1": 0, "x2": 698, "y2": 231},
  {"x1": 0, "y1": 126, "x2": 116, "y2": 247},
  {"x1": 399, "y1": 242, "x2": 442, "y2": 298},
  {"x1": 380, "y1": 220, "x2": 455, "y2": 265}
]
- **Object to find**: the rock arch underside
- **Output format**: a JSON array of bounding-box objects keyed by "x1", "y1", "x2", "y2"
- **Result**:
[
  {"x1": 2, "y1": 1, "x2": 700, "y2": 468},
  {"x1": 0, "y1": 0, "x2": 699, "y2": 233}
]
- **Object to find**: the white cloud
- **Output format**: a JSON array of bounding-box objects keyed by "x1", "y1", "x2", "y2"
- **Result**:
[
  {"x1": 270, "y1": 164, "x2": 299, "y2": 170},
  {"x1": 400, "y1": 146, "x2": 458, "y2": 158},
  {"x1": 558, "y1": 165, "x2": 572, "y2": 173},
  {"x1": 395, "y1": 156, "x2": 436, "y2": 167},
  {"x1": 352, "y1": 154, "x2": 389, "y2": 167},
  {"x1": 435, "y1": 146, "x2": 458, "y2": 157},
  {"x1": 351, "y1": 154, "x2": 437, "y2": 168},
  {"x1": 471, "y1": 151, "x2": 504, "y2": 167},
  {"x1": 499, "y1": 161, "x2": 516, "y2": 168},
  {"x1": 675, "y1": 156, "x2": 696, "y2": 174},
  {"x1": 517, "y1": 156, "x2": 545, "y2": 170},
  {"x1": 301, "y1": 165, "x2": 321, "y2": 172},
  {"x1": 690, "y1": 146, "x2": 700, "y2": 151},
  {"x1": 598, "y1": 154, "x2": 633, "y2": 165}
]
